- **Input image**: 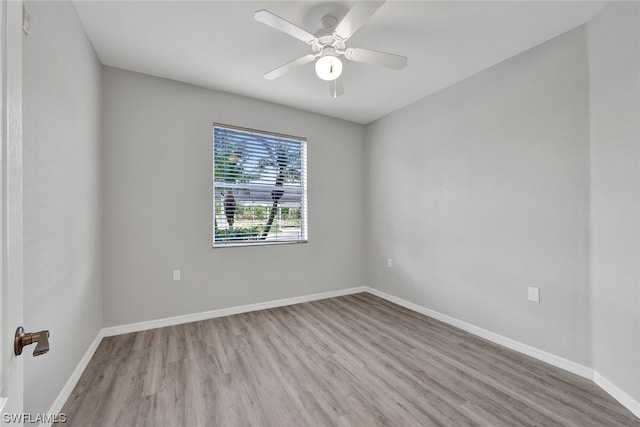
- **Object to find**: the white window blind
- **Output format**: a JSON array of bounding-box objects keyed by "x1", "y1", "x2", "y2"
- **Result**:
[{"x1": 213, "y1": 124, "x2": 308, "y2": 247}]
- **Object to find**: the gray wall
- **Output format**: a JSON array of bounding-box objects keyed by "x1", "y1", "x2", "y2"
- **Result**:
[
  {"x1": 364, "y1": 27, "x2": 591, "y2": 365},
  {"x1": 101, "y1": 67, "x2": 365, "y2": 326},
  {"x1": 20, "y1": 0, "x2": 639, "y2": 414},
  {"x1": 22, "y1": 1, "x2": 103, "y2": 415},
  {"x1": 588, "y1": 1, "x2": 640, "y2": 401}
]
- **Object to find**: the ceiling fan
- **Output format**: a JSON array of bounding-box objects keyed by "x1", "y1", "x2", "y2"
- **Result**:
[{"x1": 254, "y1": 1, "x2": 408, "y2": 98}]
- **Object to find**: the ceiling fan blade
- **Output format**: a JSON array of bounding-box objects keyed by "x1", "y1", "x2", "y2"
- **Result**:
[
  {"x1": 329, "y1": 77, "x2": 344, "y2": 99},
  {"x1": 334, "y1": 1, "x2": 386, "y2": 40},
  {"x1": 254, "y1": 10, "x2": 317, "y2": 44},
  {"x1": 264, "y1": 54, "x2": 316, "y2": 80},
  {"x1": 345, "y1": 47, "x2": 407, "y2": 70}
]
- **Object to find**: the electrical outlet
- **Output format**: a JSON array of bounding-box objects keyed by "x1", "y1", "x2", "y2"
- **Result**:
[
  {"x1": 173, "y1": 269, "x2": 181, "y2": 281},
  {"x1": 387, "y1": 258, "x2": 393, "y2": 268},
  {"x1": 528, "y1": 287, "x2": 540, "y2": 303}
]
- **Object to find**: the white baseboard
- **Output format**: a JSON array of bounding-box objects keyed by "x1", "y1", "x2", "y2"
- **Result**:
[
  {"x1": 102, "y1": 286, "x2": 367, "y2": 337},
  {"x1": 594, "y1": 371, "x2": 640, "y2": 419},
  {"x1": 364, "y1": 286, "x2": 640, "y2": 420},
  {"x1": 364, "y1": 287, "x2": 593, "y2": 379},
  {"x1": 44, "y1": 286, "x2": 367, "y2": 426},
  {"x1": 41, "y1": 332, "x2": 104, "y2": 427},
  {"x1": 45, "y1": 285, "x2": 639, "y2": 424}
]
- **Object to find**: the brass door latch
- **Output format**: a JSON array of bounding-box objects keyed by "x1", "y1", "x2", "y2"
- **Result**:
[{"x1": 14, "y1": 327, "x2": 50, "y2": 356}]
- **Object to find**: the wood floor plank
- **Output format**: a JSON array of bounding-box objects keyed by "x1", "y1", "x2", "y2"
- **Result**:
[{"x1": 56, "y1": 293, "x2": 640, "y2": 426}]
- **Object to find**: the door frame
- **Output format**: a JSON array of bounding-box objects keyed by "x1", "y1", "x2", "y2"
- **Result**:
[{"x1": 0, "y1": 0, "x2": 24, "y2": 421}]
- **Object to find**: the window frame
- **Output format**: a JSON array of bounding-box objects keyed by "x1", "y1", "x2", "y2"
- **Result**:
[{"x1": 212, "y1": 123, "x2": 308, "y2": 248}]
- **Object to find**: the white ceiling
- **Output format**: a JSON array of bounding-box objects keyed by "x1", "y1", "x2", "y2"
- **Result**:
[{"x1": 73, "y1": 1, "x2": 606, "y2": 124}]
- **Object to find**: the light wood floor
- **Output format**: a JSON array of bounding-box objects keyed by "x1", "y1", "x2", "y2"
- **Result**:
[{"x1": 58, "y1": 293, "x2": 640, "y2": 426}]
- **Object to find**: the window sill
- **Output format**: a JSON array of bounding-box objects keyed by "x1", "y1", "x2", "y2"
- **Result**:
[{"x1": 212, "y1": 240, "x2": 308, "y2": 249}]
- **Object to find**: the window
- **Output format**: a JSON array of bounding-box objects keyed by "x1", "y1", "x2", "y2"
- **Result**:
[{"x1": 213, "y1": 124, "x2": 308, "y2": 247}]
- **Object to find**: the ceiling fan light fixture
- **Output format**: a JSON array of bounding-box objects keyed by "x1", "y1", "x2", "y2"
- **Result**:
[
  {"x1": 255, "y1": 2, "x2": 408, "y2": 97},
  {"x1": 315, "y1": 55, "x2": 343, "y2": 81}
]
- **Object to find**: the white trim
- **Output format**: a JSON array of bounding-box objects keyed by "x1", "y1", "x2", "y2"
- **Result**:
[
  {"x1": 40, "y1": 333, "x2": 104, "y2": 427},
  {"x1": 44, "y1": 286, "x2": 640, "y2": 424},
  {"x1": 593, "y1": 371, "x2": 640, "y2": 419},
  {"x1": 364, "y1": 286, "x2": 640, "y2": 419},
  {"x1": 44, "y1": 286, "x2": 366, "y2": 426},
  {"x1": 102, "y1": 286, "x2": 367, "y2": 337},
  {"x1": 364, "y1": 287, "x2": 593, "y2": 379},
  {"x1": 1, "y1": 0, "x2": 25, "y2": 418}
]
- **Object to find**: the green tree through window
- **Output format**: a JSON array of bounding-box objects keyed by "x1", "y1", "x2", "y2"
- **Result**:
[{"x1": 213, "y1": 124, "x2": 307, "y2": 246}]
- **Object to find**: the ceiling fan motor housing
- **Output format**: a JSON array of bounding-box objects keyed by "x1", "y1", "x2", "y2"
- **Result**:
[{"x1": 312, "y1": 15, "x2": 346, "y2": 56}]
